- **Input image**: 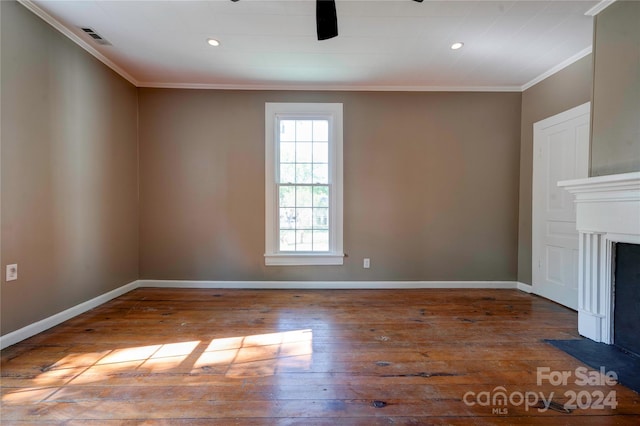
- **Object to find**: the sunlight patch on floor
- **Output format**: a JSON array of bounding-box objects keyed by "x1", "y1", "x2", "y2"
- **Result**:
[
  {"x1": 2, "y1": 329, "x2": 313, "y2": 404},
  {"x1": 194, "y1": 329, "x2": 313, "y2": 378}
]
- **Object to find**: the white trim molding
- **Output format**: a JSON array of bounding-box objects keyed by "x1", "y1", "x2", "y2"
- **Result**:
[
  {"x1": 517, "y1": 282, "x2": 534, "y2": 293},
  {"x1": 585, "y1": 0, "x2": 617, "y2": 16},
  {"x1": 0, "y1": 280, "x2": 138, "y2": 350},
  {"x1": 137, "y1": 82, "x2": 522, "y2": 92},
  {"x1": 558, "y1": 171, "x2": 640, "y2": 344},
  {"x1": 264, "y1": 254, "x2": 345, "y2": 266},
  {"x1": 138, "y1": 280, "x2": 521, "y2": 290},
  {"x1": 521, "y1": 47, "x2": 592, "y2": 91}
]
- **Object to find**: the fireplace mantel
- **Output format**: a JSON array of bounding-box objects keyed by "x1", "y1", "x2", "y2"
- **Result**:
[{"x1": 558, "y1": 171, "x2": 640, "y2": 344}]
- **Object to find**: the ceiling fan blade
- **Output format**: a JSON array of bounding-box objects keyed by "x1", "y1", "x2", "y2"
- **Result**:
[
  {"x1": 231, "y1": 0, "x2": 421, "y2": 41},
  {"x1": 317, "y1": 0, "x2": 338, "y2": 41}
]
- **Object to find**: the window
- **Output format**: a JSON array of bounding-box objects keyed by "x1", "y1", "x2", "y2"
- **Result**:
[{"x1": 265, "y1": 103, "x2": 344, "y2": 266}]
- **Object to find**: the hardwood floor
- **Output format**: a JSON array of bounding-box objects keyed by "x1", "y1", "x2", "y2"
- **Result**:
[{"x1": 2, "y1": 288, "x2": 639, "y2": 424}]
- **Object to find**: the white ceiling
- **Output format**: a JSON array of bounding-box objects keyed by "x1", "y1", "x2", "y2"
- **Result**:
[{"x1": 23, "y1": 0, "x2": 601, "y2": 91}]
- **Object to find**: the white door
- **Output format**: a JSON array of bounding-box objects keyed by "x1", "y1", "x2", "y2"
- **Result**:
[{"x1": 532, "y1": 103, "x2": 590, "y2": 310}]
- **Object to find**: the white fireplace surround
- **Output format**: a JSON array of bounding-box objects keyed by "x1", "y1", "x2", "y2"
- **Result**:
[{"x1": 558, "y1": 171, "x2": 640, "y2": 344}]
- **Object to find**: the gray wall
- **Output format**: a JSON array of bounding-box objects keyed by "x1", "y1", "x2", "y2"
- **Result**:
[
  {"x1": 590, "y1": 0, "x2": 640, "y2": 176},
  {"x1": 139, "y1": 89, "x2": 522, "y2": 282},
  {"x1": 0, "y1": 1, "x2": 139, "y2": 334},
  {"x1": 517, "y1": 56, "x2": 593, "y2": 285}
]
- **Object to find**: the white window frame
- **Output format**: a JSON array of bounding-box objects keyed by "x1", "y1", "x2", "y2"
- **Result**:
[{"x1": 265, "y1": 102, "x2": 344, "y2": 266}]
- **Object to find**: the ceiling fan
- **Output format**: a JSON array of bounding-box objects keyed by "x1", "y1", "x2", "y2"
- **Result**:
[{"x1": 232, "y1": 0, "x2": 424, "y2": 41}]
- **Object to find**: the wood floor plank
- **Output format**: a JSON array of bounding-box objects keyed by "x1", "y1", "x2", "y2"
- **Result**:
[{"x1": 2, "y1": 288, "x2": 639, "y2": 424}]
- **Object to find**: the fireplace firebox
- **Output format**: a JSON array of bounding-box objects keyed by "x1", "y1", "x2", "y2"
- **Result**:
[{"x1": 613, "y1": 242, "x2": 640, "y2": 357}]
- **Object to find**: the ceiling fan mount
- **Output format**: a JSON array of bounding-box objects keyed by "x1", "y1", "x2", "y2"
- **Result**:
[{"x1": 232, "y1": 0, "x2": 424, "y2": 41}]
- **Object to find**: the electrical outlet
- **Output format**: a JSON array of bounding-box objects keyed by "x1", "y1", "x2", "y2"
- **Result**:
[
  {"x1": 6, "y1": 264, "x2": 18, "y2": 281},
  {"x1": 363, "y1": 258, "x2": 370, "y2": 269}
]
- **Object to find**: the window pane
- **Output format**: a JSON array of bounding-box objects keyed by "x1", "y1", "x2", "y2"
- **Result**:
[
  {"x1": 296, "y1": 186, "x2": 312, "y2": 207},
  {"x1": 312, "y1": 230, "x2": 329, "y2": 251},
  {"x1": 313, "y1": 120, "x2": 329, "y2": 142},
  {"x1": 313, "y1": 208, "x2": 329, "y2": 229},
  {"x1": 296, "y1": 208, "x2": 312, "y2": 229},
  {"x1": 280, "y1": 142, "x2": 295, "y2": 163},
  {"x1": 313, "y1": 142, "x2": 328, "y2": 163},
  {"x1": 280, "y1": 120, "x2": 296, "y2": 142},
  {"x1": 296, "y1": 164, "x2": 312, "y2": 183},
  {"x1": 279, "y1": 208, "x2": 296, "y2": 229},
  {"x1": 312, "y1": 164, "x2": 328, "y2": 184},
  {"x1": 296, "y1": 230, "x2": 312, "y2": 251},
  {"x1": 280, "y1": 230, "x2": 295, "y2": 251},
  {"x1": 279, "y1": 186, "x2": 295, "y2": 207},
  {"x1": 280, "y1": 164, "x2": 295, "y2": 183},
  {"x1": 313, "y1": 186, "x2": 329, "y2": 207},
  {"x1": 296, "y1": 142, "x2": 312, "y2": 163},
  {"x1": 296, "y1": 120, "x2": 313, "y2": 141}
]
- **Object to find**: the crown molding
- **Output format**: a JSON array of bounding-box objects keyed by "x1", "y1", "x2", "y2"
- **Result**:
[
  {"x1": 585, "y1": 0, "x2": 617, "y2": 16},
  {"x1": 138, "y1": 81, "x2": 522, "y2": 92},
  {"x1": 521, "y1": 46, "x2": 592, "y2": 91},
  {"x1": 17, "y1": 0, "x2": 139, "y2": 87}
]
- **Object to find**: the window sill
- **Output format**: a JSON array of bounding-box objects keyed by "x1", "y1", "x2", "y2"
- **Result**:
[{"x1": 265, "y1": 253, "x2": 344, "y2": 266}]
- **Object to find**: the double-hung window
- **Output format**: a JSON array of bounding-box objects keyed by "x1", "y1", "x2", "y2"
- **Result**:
[{"x1": 265, "y1": 103, "x2": 344, "y2": 266}]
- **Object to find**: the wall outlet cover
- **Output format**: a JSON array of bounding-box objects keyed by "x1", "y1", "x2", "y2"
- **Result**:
[{"x1": 6, "y1": 264, "x2": 18, "y2": 281}]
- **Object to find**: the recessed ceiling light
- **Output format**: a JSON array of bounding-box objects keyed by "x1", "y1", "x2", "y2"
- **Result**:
[
  {"x1": 450, "y1": 42, "x2": 464, "y2": 50},
  {"x1": 207, "y1": 38, "x2": 220, "y2": 47}
]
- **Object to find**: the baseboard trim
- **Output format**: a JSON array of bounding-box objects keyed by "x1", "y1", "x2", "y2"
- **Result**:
[
  {"x1": 0, "y1": 280, "x2": 139, "y2": 350},
  {"x1": 138, "y1": 279, "x2": 521, "y2": 290},
  {"x1": 516, "y1": 281, "x2": 534, "y2": 293}
]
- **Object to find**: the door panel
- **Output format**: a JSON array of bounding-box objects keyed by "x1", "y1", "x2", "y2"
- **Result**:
[{"x1": 533, "y1": 103, "x2": 590, "y2": 309}]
